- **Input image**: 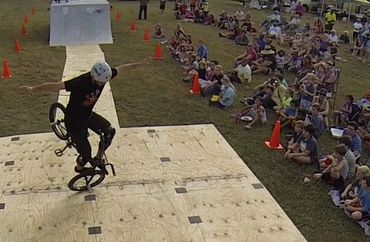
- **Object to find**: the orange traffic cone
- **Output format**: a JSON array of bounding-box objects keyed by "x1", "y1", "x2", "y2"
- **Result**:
[
  {"x1": 143, "y1": 29, "x2": 150, "y2": 42},
  {"x1": 130, "y1": 21, "x2": 137, "y2": 32},
  {"x1": 265, "y1": 119, "x2": 283, "y2": 149},
  {"x1": 24, "y1": 15, "x2": 29, "y2": 24},
  {"x1": 20, "y1": 24, "x2": 27, "y2": 35},
  {"x1": 31, "y1": 7, "x2": 36, "y2": 16},
  {"x1": 15, "y1": 39, "x2": 22, "y2": 53},
  {"x1": 115, "y1": 11, "x2": 122, "y2": 21},
  {"x1": 190, "y1": 73, "x2": 200, "y2": 95},
  {"x1": 153, "y1": 43, "x2": 163, "y2": 60},
  {"x1": 1, "y1": 59, "x2": 12, "y2": 79}
]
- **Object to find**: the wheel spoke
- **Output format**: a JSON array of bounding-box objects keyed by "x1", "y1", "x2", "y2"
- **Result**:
[{"x1": 86, "y1": 174, "x2": 95, "y2": 184}]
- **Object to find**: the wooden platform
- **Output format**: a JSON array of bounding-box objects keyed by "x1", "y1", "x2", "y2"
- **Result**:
[{"x1": 0, "y1": 124, "x2": 306, "y2": 242}]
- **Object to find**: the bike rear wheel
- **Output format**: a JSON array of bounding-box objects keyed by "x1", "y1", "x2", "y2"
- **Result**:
[
  {"x1": 49, "y1": 102, "x2": 69, "y2": 140},
  {"x1": 68, "y1": 169, "x2": 105, "y2": 191}
]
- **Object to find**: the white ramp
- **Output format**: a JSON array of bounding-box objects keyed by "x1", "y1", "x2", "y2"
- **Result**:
[{"x1": 49, "y1": 0, "x2": 113, "y2": 46}]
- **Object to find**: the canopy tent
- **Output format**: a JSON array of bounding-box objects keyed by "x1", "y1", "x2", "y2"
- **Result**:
[
  {"x1": 345, "y1": 0, "x2": 370, "y2": 21},
  {"x1": 322, "y1": 0, "x2": 370, "y2": 21}
]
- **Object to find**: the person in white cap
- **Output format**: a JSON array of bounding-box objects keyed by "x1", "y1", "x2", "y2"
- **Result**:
[{"x1": 19, "y1": 57, "x2": 150, "y2": 172}]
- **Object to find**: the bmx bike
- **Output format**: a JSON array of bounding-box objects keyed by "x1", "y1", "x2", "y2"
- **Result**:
[{"x1": 49, "y1": 102, "x2": 116, "y2": 191}]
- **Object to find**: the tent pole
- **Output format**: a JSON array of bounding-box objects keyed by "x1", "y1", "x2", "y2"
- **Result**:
[{"x1": 348, "y1": 3, "x2": 351, "y2": 22}]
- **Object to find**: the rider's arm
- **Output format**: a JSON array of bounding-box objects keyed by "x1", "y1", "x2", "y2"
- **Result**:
[
  {"x1": 115, "y1": 56, "x2": 150, "y2": 73},
  {"x1": 20, "y1": 82, "x2": 65, "y2": 92}
]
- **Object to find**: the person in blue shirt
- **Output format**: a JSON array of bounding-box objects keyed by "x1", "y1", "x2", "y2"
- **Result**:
[
  {"x1": 197, "y1": 40, "x2": 208, "y2": 60},
  {"x1": 343, "y1": 121, "x2": 363, "y2": 158},
  {"x1": 256, "y1": 34, "x2": 266, "y2": 52},
  {"x1": 218, "y1": 76, "x2": 236, "y2": 109},
  {"x1": 345, "y1": 175, "x2": 370, "y2": 221}
]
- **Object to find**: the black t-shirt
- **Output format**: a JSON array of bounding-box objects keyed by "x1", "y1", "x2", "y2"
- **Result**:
[
  {"x1": 64, "y1": 68, "x2": 118, "y2": 121},
  {"x1": 212, "y1": 73, "x2": 224, "y2": 85}
]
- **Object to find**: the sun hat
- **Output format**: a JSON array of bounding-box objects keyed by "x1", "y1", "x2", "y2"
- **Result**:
[{"x1": 261, "y1": 45, "x2": 275, "y2": 55}]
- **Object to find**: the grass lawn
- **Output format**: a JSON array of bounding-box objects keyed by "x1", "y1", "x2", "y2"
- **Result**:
[{"x1": 1, "y1": 0, "x2": 370, "y2": 241}]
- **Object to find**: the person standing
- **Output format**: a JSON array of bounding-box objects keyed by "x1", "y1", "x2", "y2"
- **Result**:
[
  {"x1": 159, "y1": 0, "x2": 166, "y2": 14},
  {"x1": 138, "y1": 0, "x2": 148, "y2": 20},
  {"x1": 324, "y1": 8, "x2": 336, "y2": 32}
]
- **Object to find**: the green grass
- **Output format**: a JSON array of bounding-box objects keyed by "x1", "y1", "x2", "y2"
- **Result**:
[{"x1": 1, "y1": 0, "x2": 370, "y2": 241}]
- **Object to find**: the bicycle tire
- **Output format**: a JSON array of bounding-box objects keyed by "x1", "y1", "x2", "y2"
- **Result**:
[
  {"x1": 68, "y1": 169, "x2": 105, "y2": 191},
  {"x1": 49, "y1": 102, "x2": 69, "y2": 140}
]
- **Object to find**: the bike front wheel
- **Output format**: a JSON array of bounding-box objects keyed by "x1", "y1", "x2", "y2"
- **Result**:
[
  {"x1": 49, "y1": 102, "x2": 69, "y2": 140},
  {"x1": 68, "y1": 169, "x2": 105, "y2": 191}
]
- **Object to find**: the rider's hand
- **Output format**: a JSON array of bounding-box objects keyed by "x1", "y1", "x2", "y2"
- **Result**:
[{"x1": 19, "y1": 86, "x2": 34, "y2": 92}]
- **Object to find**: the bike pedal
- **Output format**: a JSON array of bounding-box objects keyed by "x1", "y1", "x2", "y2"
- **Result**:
[{"x1": 55, "y1": 149, "x2": 64, "y2": 157}]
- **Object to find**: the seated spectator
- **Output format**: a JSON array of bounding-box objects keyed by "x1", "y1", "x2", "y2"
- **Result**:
[
  {"x1": 278, "y1": 32, "x2": 294, "y2": 47},
  {"x1": 267, "y1": 21, "x2": 282, "y2": 39},
  {"x1": 275, "y1": 50, "x2": 287, "y2": 70},
  {"x1": 183, "y1": 9, "x2": 196, "y2": 22},
  {"x1": 279, "y1": 96, "x2": 300, "y2": 128},
  {"x1": 334, "y1": 95, "x2": 361, "y2": 127},
  {"x1": 256, "y1": 34, "x2": 266, "y2": 52},
  {"x1": 174, "y1": 23, "x2": 186, "y2": 38},
  {"x1": 197, "y1": 40, "x2": 208, "y2": 60},
  {"x1": 314, "y1": 144, "x2": 349, "y2": 191},
  {"x1": 352, "y1": 37, "x2": 363, "y2": 56},
  {"x1": 215, "y1": 10, "x2": 228, "y2": 28},
  {"x1": 313, "y1": 61, "x2": 337, "y2": 92},
  {"x1": 286, "y1": 120, "x2": 304, "y2": 148},
  {"x1": 265, "y1": 38, "x2": 277, "y2": 53},
  {"x1": 328, "y1": 30, "x2": 338, "y2": 44},
  {"x1": 234, "y1": 43, "x2": 258, "y2": 66},
  {"x1": 204, "y1": 13, "x2": 215, "y2": 25},
  {"x1": 235, "y1": 96, "x2": 267, "y2": 130},
  {"x1": 202, "y1": 64, "x2": 224, "y2": 97},
  {"x1": 292, "y1": 33, "x2": 303, "y2": 51},
  {"x1": 313, "y1": 18, "x2": 324, "y2": 34},
  {"x1": 235, "y1": 28, "x2": 250, "y2": 46},
  {"x1": 196, "y1": 60, "x2": 207, "y2": 84},
  {"x1": 315, "y1": 88, "x2": 330, "y2": 127},
  {"x1": 344, "y1": 175, "x2": 370, "y2": 222},
  {"x1": 253, "y1": 78, "x2": 287, "y2": 110},
  {"x1": 339, "y1": 31, "x2": 350, "y2": 44},
  {"x1": 286, "y1": 50, "x2": 303, "y2": 73},
  {"x1": 153, "y1": 24, "x2": 165, "y2": 39},
  {"x1": 299, "y1": 73, "x2": 318, "y2": 110},
  {"x1": 284, "y1": 124, "x2": 319, "y2": 164},
  {"x1": 235, "y1": 7, "x2": 245, "y2": 22},
  {"x1": 305, "y1": 103, "x2": 325, "y2": 138},
  {"x1": 205, "y1": 60, "x2": 218, "y2": 81},
  {"x1": 341, "y1": 166, "x2": 370, "y2": 199},
  {"x1": 329, "y1": 42, "x2": 338, "y2": 60},
  {"x1": 217, "y1": 76, "x2": 236, "y2": 109},
  {"x1": 227, "y1": 59, "x2": 252, "y2": 88},
  {"x1": 251, "y1": 45, "x2": 276, "y2": 75},
  {"x1": 338, "y1": 135, "x2": 357, "y2": 179},
  {"x1": 343, "y1": 122, "x2": 363, "y2": 158},
  {"x1": 284, "y1": 14, "x2": 301, "y2": 33},
  {"x1": 318, "y1": 34, "x2": 330, "y2": 58}
]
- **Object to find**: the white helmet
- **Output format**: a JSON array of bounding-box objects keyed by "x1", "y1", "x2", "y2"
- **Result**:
[{"x1": 91, "y1": 62, "x2": 112, "y2": 83}]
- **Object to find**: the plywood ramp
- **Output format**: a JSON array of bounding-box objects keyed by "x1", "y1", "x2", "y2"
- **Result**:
[
  {"x1": 0, "y1": 124, "x2": 306, "y2": 242},
  {"x1": 58, "y1": 44, "x2": 119, "y2": 128}
]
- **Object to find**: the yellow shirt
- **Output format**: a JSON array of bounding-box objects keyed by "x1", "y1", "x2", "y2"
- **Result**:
[{"x1": 325, "y1": 12, "x2": 336, "y2": 24}]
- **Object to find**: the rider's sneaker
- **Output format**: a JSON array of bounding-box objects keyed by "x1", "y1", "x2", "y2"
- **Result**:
[
  {"x1": 92, "y1": 157, "x2": 108, "y2": 175},
  {"x1": 74, "y1": 165, "x2": 84, "y2": 173}
]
